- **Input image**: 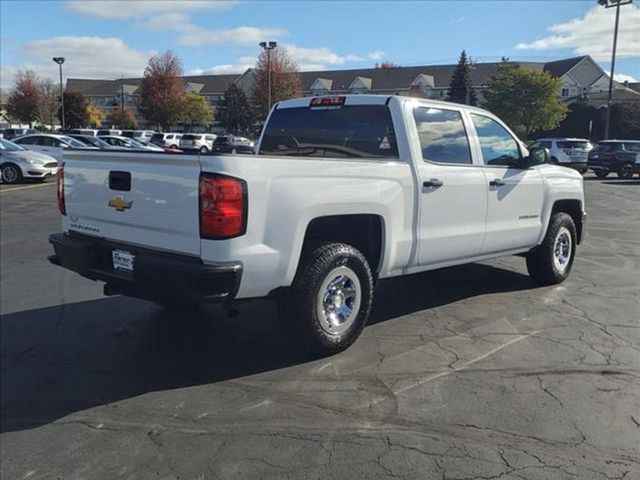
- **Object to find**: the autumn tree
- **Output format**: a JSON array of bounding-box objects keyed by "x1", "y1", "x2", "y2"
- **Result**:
[
  {"x1": 252, "y1": 46, "x2": 301, "y2": 118},
  {"x1": 447, "y1": 50, "x2": 477, "y2": 106},
  {"x1": 181, "y1": 93, "x2": 213, "y2": 131},
  {"x1": 86, "y1": 104, "x2": 104, "y2": 127},
  {"x1": 7, "y1": 70, "x2": 41, "y2": 127},
  {"x1": 59, "y1": 91, "x2": 89, "y2": 129},
  {"x1": 139, "y1": 51, "x2": 184, "y2": 130},
  {"x1": 483, "y1": 62, "x2": 567, "y2": 139},
  {"x1": 218, "y1": 84, "x2": 255, "y2": 134},
  {"x1": 37, "y1": 78, "x2": 59, "y2": 129},
  {"x1": 108, "y1": 108, "x2": 138, "y2": 129}
]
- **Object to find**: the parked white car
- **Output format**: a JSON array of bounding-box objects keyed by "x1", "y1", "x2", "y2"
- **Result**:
[
  {"x1": 99, "y1": 135, "x2": 163, "y2": 151},
  {"x1": 12, "y1": 134, "x2": 95, "y2": 161},
  {"x1": 179, "y1": 133, "x2": 216, "y2": 153},
  {"x1": 97, "y1": 129, "x2": 123, "y2": 136},
  {"x1": 69, "y1": 128, "x2": 98, "y2": 136},
  {"x1": 529, "y1": 137, "x2": 592, "y2": 173},
  {"x1": 50, "y1": 95, "x2": 586, "y2": 355},
  {"x1": 150, "y1": 132, "x2": 183, "y2": 149},
  {"x1": 0, "y1": 138, "x2": 58, "y2": 184},
  {"x1": 122, "y1": 130, "x2": 155, "y2": 145}
]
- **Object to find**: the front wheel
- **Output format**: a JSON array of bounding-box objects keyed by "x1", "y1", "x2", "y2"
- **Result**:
[
  {"x1": 200, "y1": 146, "x2": 209, "y2": 154},
  {"x1": 618, "y1": 163, "x2": 634, "y2": 179},
  {"x1": 1, "y1": 164, "x2": 22, "y2": 184},
  {"x1": 280, "y1": 243, "x2": 374, "y2": 355},
  {"x1": 594, "y1": 169, "x2": 609, "y2": 179},
  {"x1": 526, "y1": 212, "x2": 577, "y2": 286}
]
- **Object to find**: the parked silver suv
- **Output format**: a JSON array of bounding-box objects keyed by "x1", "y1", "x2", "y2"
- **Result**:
[
  {"x1": 179, "y1": 133, "x2": 216, "y2": 153},
  {"x1": 529, "y1": 138, "x2": 592, "y2": 173}
]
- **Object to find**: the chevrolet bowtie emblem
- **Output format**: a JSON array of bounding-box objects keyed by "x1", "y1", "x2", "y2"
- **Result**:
[{"x1": 108, "y1": 196, "x2": 133, "y2": 212}]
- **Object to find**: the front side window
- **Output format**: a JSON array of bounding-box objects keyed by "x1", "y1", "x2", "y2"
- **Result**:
[
  {"x1": 260, "y1": 105, "x2": 398, "y2": 159},
  {"x1": 413, "y1": 107, "x2": 471, "y2": 165},
  {"x1": 471, "y1": 114, "x2": 521, "y2": 166}
]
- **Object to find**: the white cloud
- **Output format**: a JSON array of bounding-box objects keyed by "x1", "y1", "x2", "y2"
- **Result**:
[
  {"x1": 178, "y1": 26, "x2": 288, "y2": 47},
  {"x1": 283, "y1": 45, "x2": 366, "y2": 69},
  {"x1": 190, "y1": 56, "x2": 256, "y2": 75},
  {"x1": 604, "y1": 70, "x2": 638, "y2": 83},
  {"x1": 2, "y1": 36, "x2": 152, "y2": 89},
  {"x1": 367, "y1": 50, "x2": 385, "y2": 61},
  {"x1": 65, "y1": 0, "x2": 235, "y2": 19},
  {"x1": 516, "y1": 4, "x2": 640, "y2": 60}
]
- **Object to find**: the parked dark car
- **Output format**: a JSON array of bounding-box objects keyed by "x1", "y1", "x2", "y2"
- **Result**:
[
  {"x1": 587, "y1": 140, "x2": 640, "y2": 179},
  {"x1": 211, "y1": 135, "x2": 255, "y2": 154},
  {"x1": 67, "y1": 134, "x2": 116, "y2": 149}
]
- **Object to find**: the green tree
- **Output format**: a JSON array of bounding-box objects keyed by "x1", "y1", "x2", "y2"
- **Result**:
[
  {"x1": 7, "y1": 70, "x2": 41, "y2": 128},
  {"x1": 139, "y1": 51, "x2": 184, "y2": 130},
  {"x1": 543, "y1": 101, "x2": 597, "y2": 140},
  {"x1": 218, "y1": 84, "x2": 255, "y2": 134},
  {"x1": 59, "y1": 91, "x2": 89, "y2": 129},
  {"x1": 108, "y1": 108, "x2": 138, "y2": 129},
  {"x1": 447, "y1": 50, "x2": 477, "y2": 106},
  {"x1": 252, "y1": 46, "x2": 301, "y2": 119},
  {"x1": 483, "y1": 62, "x2": 567, "y2": 139},
  {"x1": 181, "y1": 93, "x2": 213, "y2": 131},
  {"x1": 610, "y1": 102, "x2": 640, "y2": 140}
]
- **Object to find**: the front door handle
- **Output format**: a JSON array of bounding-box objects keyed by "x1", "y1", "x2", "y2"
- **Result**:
[
  {"x1": 423, "y1": 179, "x2": 444, "y2": 188},
  {"x1": 489, "y1": 179, "x2": 505, "y2": 187}
]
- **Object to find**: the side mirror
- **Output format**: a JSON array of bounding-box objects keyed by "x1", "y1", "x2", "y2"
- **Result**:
[{"x1": 524, "y1": 146, "x2": 549, "y2": 167}]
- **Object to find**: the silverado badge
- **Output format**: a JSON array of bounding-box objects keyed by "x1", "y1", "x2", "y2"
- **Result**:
[{"x1": 108, "y1": 196, "x2": 133, "y2": 212}]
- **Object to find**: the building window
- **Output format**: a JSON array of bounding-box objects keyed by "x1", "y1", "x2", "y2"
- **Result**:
[{"x1": 561, "y1": 88, "x2": 570, "y2": 97}]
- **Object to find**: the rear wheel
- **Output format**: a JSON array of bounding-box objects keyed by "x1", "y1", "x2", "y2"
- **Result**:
[
  {"x1": 594, "y1": 169, "x2": 609, "y2": 179},
  {"x1": 1, "y1": 164, "x2": 22, "y2": 184},
  {"x1": 618, "y1": 163, "x2": 634, "y2": 179},
  {"x1": 279, "y1": 242, "x2": 374, "y2": 355},
  {"x1": 526, "y1": 212, "x2": 577, "y2": 286}
]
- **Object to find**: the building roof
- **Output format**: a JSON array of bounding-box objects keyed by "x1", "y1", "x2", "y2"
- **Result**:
[
  {"x1": 627, "y1": 82, "x2": 640, "y2": 93},
  {"x1": 568, "y1": 88, "x2": 640, "y2": 107},
  {"x1": 543, "y1": 56, "x2": 588, "y2": 78},
  {"x1": 66, "y1": 74, "x2": 241, "y2": 96}
]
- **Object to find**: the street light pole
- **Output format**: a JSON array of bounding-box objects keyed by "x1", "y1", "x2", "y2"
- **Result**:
[
  {"x1": 259, "y1": 41, "x2": 277, "y2": 113},
  {"x1": 52, "y1": 57, "x2": 66, "y2": 131},
  {"x1": 598, "y1": 0, "x2": 633, "y2": 140}
]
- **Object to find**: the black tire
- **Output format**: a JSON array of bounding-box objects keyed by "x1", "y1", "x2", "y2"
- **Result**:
[
  {"x1": 280, "y1": 242, "x2": 374, "y2": 356},
  {"x1": 594, "y1": 169, "x2": 609, "y2": 179},
  {"x1": 526, "y1": 212, "x2": 577, "y2": 286},
  {"x1": 617, "y1": 163, "x2": 634, "y2": 179},
  {"x1": 1, "y1": 163, "x2": 22, "y2": 184}
]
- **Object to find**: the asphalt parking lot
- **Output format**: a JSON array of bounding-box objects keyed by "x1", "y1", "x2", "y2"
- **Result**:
[{"x1": 1, "y1": 176, "x2": 639, "y2": 480}]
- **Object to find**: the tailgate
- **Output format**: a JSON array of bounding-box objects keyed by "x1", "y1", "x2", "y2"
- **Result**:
[{"x1": 63, "y1": 150, "x2": 202, "y2": 256}]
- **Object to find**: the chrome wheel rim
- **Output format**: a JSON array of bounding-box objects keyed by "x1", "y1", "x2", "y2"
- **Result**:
[
  {"x1": 2, "y1": 166, "x2": 18, "y2": 183},
  {"x1": 316, "y1": 266, "x2": 361, "y2": 336},
  {"x1": 553, "y1": 227, "x2": 572, "y2": 273}
]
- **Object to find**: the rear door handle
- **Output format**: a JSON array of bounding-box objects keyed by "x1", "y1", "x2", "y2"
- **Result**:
[
  {"x1": 489, "y1": 179, "x2": 505, "y2": 187},
  {"x1": 423, "y1": 179, "x2": 443, "y2": 188}
]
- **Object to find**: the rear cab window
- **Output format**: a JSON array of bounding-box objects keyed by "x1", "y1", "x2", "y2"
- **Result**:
[{"x1": 260, "y1": 103, "x2": 398, "y2": 159}]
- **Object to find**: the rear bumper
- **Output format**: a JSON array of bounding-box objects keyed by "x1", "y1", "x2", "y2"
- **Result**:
[{"x1": 48, "y1": 233, "x2": 242, "y2": 303}]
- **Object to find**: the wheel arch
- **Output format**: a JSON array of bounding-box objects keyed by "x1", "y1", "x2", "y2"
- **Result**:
[{"x1": 550, "y1": 199, "x2": 584, "y2": 244}]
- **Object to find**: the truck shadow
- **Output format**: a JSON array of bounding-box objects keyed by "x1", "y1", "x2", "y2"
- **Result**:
[{"x1": 1, "y1": 263, "x2": 535, "y2": 433}]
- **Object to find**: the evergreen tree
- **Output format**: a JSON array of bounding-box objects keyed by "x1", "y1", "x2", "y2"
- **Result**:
[
  {"x1": 219, "y1": 84, "x2": 255, "y2": 134},
  {"x1": 447, "y1": 50, "x2": 477, "y2": 106}
]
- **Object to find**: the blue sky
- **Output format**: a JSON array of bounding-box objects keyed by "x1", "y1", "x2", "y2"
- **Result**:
[{"x1": 1, "y1": 0, "x2": 639, "y2": 89}]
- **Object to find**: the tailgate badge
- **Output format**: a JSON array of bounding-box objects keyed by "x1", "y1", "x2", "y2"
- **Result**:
[{"x1": 108, "y1": 196, "x2": 133, "y2": 212}]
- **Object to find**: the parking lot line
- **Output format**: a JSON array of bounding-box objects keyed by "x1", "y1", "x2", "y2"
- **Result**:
[{"x1": 0, "y1": 182, "x2": 56, "y2": 193}]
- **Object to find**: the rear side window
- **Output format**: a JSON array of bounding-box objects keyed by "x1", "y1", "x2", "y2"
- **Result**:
[
  {"x1": 413, "y1": 107, "x2": 471, "y2": 165},
  {"x1": 260, "y1": 105, "x2": 398, "y2": 159},
  {"x1": 471, "y1": 114, "x2": 521, "y2": 166}
]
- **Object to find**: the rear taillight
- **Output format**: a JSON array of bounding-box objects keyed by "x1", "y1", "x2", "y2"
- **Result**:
[
  {"x1": 199, "y1": 174, "x2": 247, "y2": 239},
  {"x1": 57, "y1": 164, "x2": 66, "y2": 215}
]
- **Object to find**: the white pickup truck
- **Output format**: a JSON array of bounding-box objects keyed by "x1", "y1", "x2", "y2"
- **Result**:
[{"x1": 49, "y1": 95, "x2": 586, "y2": 354}]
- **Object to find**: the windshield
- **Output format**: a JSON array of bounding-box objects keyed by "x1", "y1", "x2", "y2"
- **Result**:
[
  {"x1": 259, "y1": 105, "x2": 399, "y2": 158},
  {"x1": 0, "y1": 138, "x2": 26, "y2": 151},
  {"x1": 60, "y1": 136, "x2": 88, "y2": 148},
  {"x1": 127, "y1": 138, "x2": 146, "y2": 148}
]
